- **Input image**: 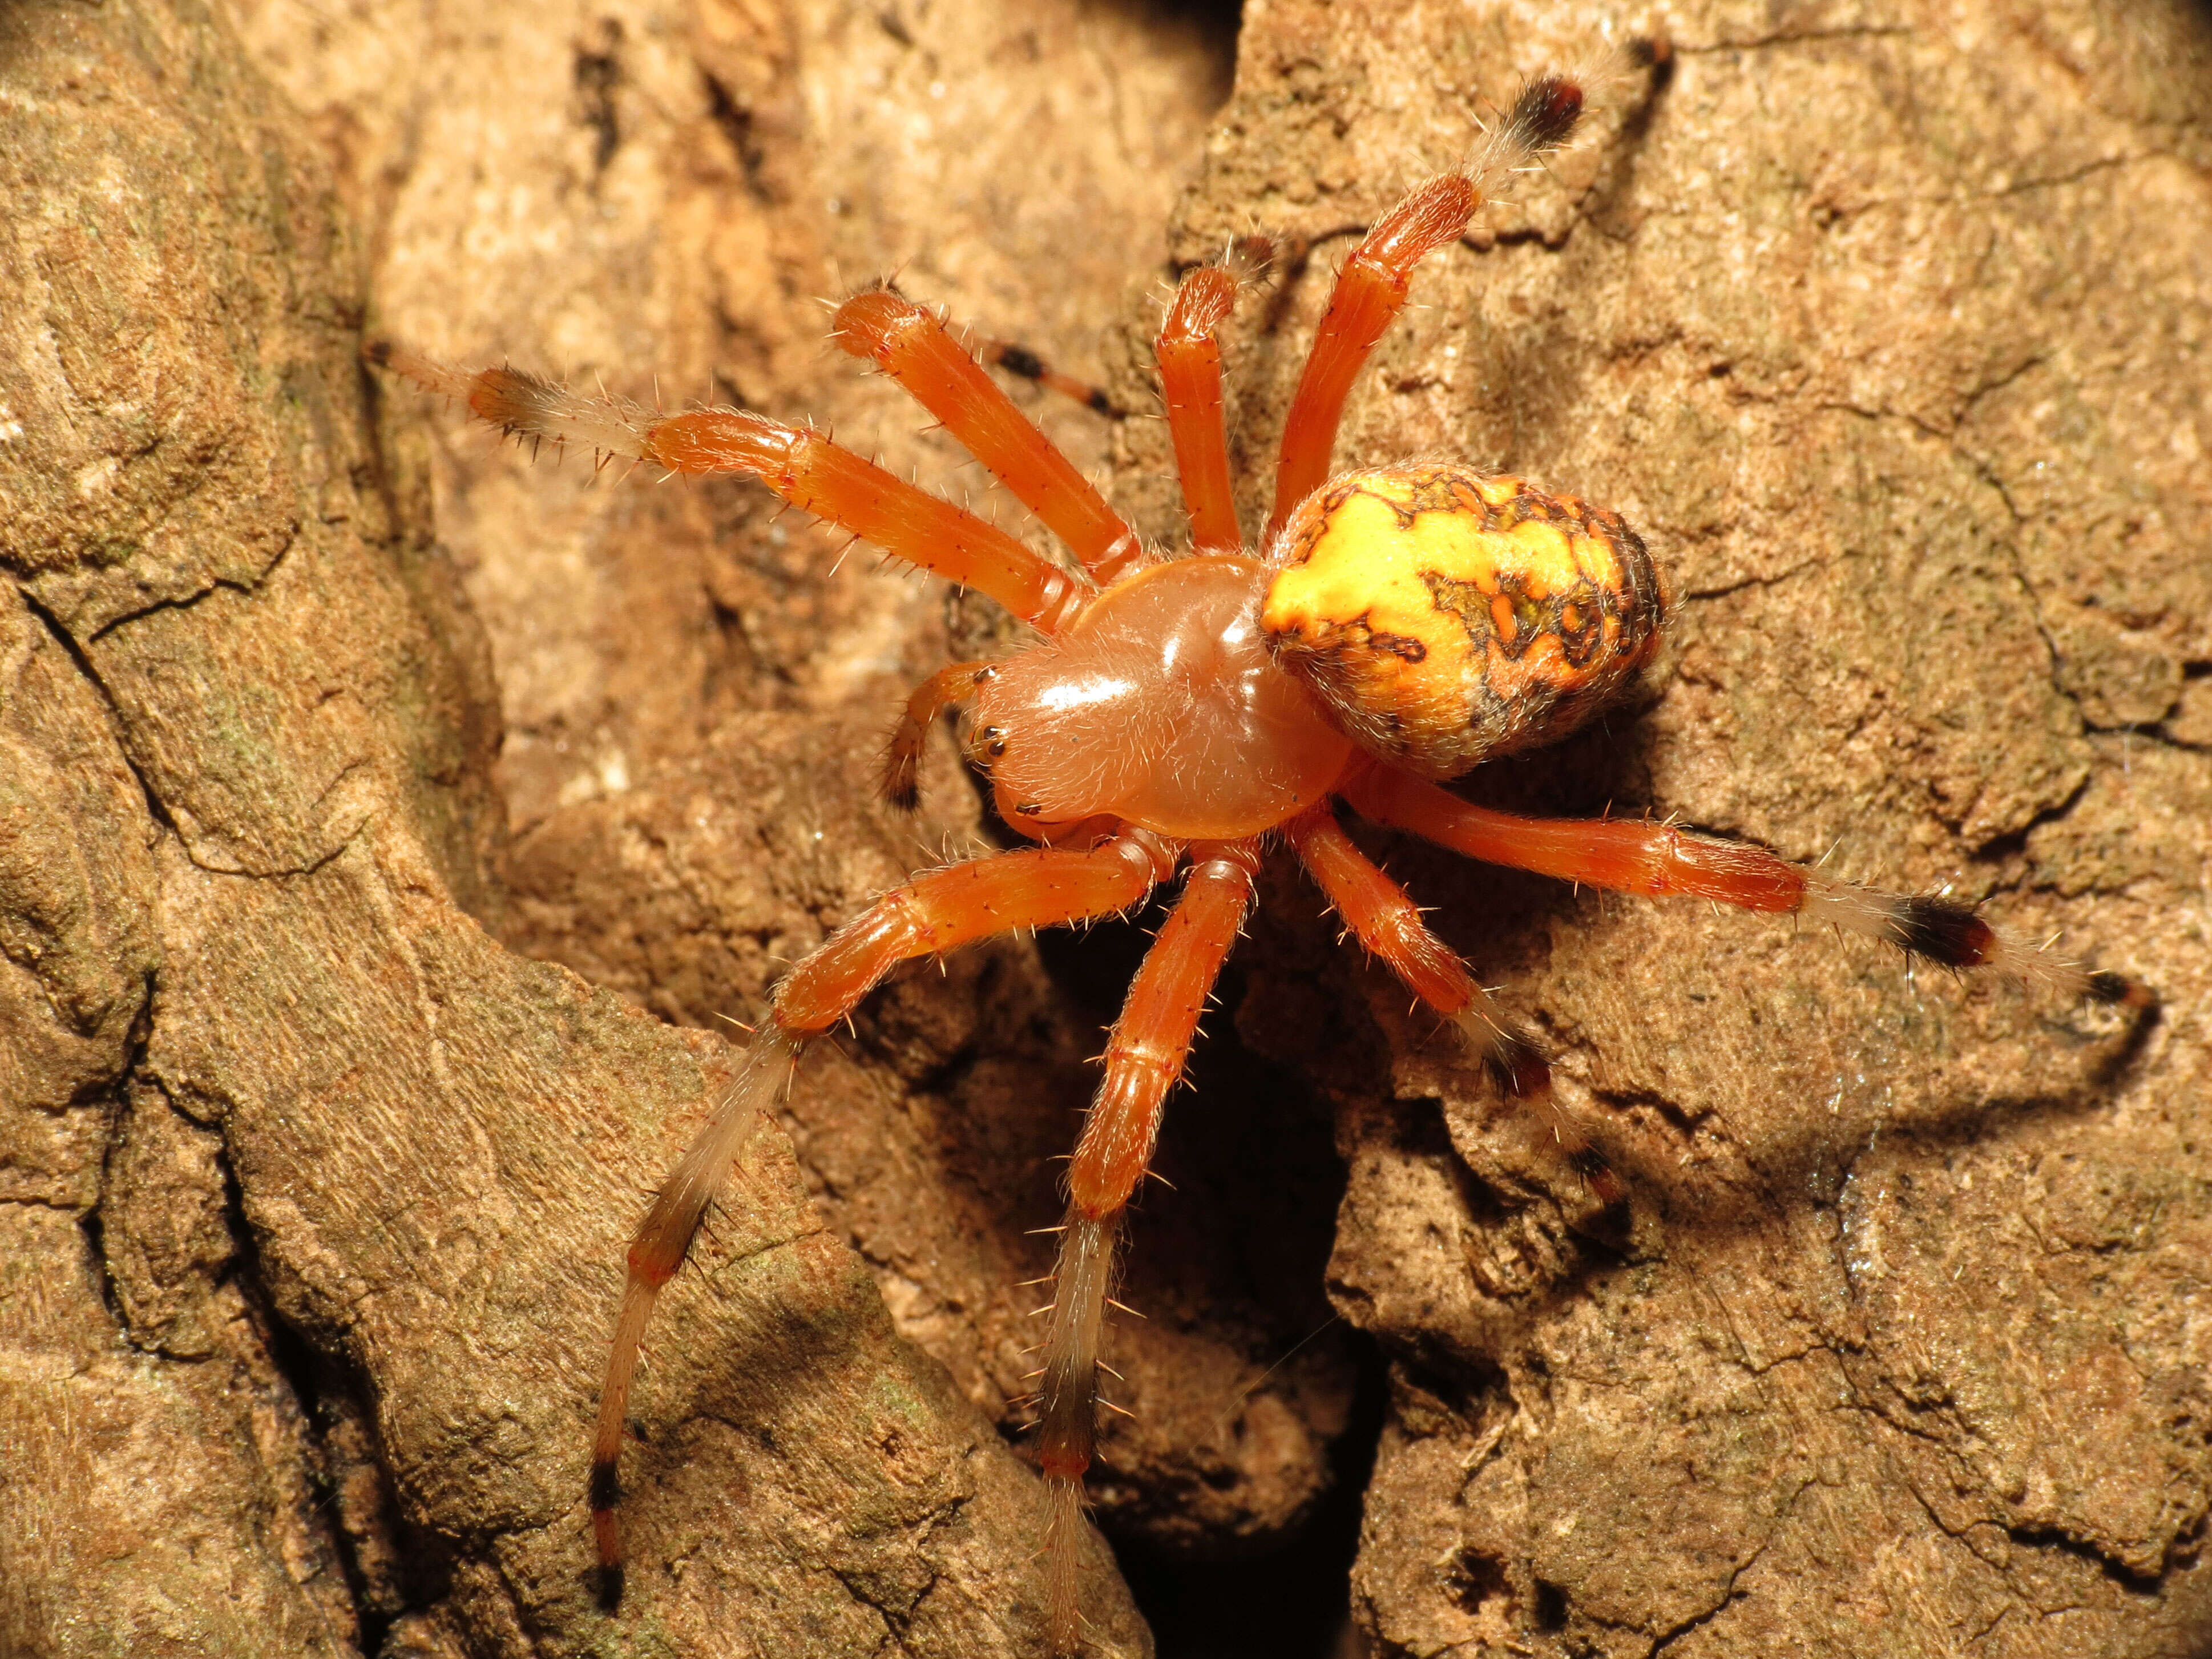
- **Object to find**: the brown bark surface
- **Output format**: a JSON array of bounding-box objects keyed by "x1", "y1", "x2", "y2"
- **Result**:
[{"x1": 1, "y1": 1, "x2": 2207, "y2": 1658}]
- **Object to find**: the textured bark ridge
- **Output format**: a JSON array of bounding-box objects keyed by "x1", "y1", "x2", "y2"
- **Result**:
[{"x1": 1, "y1": 1, "x2": 2207, "y2": 1657}]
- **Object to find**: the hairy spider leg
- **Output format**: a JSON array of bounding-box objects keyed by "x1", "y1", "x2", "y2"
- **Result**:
[
  {"x1": 1264, "y1": 75, "x2": 1591, "y2": 544},
  {"x1": 1034, "y1": 841, "x2": 1260, "y2": 1654},
  {"x1": 363, "y1": 340, "x2": 1089, "y2": 633},
  {"x1": 1155, "y1": 264, "x2": 1245, "y2": 555},
  {"x1": 590, "y1": 830, "x2": 1177, "y2": 1611},
  {"x1": 1285, "y1": 806, "x2": 1622, "y2": 1200},
  {"x1": 1346, "y1": 768, "x2": 2156, "y2": 1008},
  {"x1": 833, "y1": 290, "x2": 1145, "y2": 583},
  {"x1": 882, "y1": 659, "x2": 995, "y2": 810}
]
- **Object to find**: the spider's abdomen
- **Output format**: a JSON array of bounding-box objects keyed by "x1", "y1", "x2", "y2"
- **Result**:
[
  {"x1": 1261, "y1": 465, "x2": 1668, "y2": 780},
  {"x1": 971, "y1": 556, "x2": 1356, "y2": 841}
]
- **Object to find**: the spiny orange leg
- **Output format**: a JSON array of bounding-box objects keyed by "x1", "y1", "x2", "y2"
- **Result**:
[
  {"x1": 882, "y1": 659, "x2": 994, "y2": 811},
  {"x1": 1156, "y1": 264, "x2": 1245, "y2": 555},
  {"x1": 973, "y1": 336, "x2": 1127, "y2": 419},
  {"x1": 363, "y1": 340, "x2": 1090, "y2": 633},
  {"x1": 1345, "y1": 768, "x2": 2157, "y2": 1010},
  {"x1": 833, "y1": 290, "x2": 1145, "y2": 584},
  {"x1": 591, "y1": 829, "x2": 1179, "y2": 1612},
  {"x1": 1264, "y1": 75, "x2": 1590, "y2": 544},
  {"x1": 1036, "y1": 841, "x2": 1261, "y2": 1654},
  {"x1": 1284, "y1": 806, "x2": 1621, "y2": 1201}
]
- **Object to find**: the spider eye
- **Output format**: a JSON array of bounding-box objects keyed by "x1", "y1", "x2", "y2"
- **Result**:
[{"x1": 1260, "y1": 465, "x2": 1669, "y2": 779}]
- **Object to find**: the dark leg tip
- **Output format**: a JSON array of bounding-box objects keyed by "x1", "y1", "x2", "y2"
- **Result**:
[
  {"x1": 2086, "y1": 969, "x2": 2130, "y2": 1004},
  {"x1": 1483, "y1": 1030, "x2": 1552, "y2": 1101},
  {"x1": 1510, "y1": 75, "x2": 1585, "y2": 152},
  {"x1": 595, "y1": 1562, "x2": 625, "y2": 1613},
  {"x1": 2086, "y1": 969, "x2": 2159, "y2": 1013},
  {"x1": 1229, "y1": 233, "x2": 1278, "y2": 278},
  {"x1": 1572, "y1": 1147, "x2": 1629, "y2": 1209},
  {"x1": 1893, "y1": 894, "x2": 1997, "y2": 968}
]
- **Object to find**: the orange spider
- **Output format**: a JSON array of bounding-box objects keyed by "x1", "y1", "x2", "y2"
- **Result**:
[{"x1": 368, "y1": 68, "x2": 2152, "y2": 1656}]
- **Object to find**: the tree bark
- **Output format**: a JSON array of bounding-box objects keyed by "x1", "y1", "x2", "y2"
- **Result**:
[{"x1": 1, "y1": 1, "x2": 2206, "y2": 1657}]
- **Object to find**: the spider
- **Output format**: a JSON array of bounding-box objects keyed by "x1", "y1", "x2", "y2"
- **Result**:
[{"x1": 367, "y1": 66, "x2": 2153, "y2": 1656}]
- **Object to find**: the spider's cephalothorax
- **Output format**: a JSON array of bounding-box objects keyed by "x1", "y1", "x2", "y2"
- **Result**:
[{"x1": 369, "y1": 65, "x2": 2151, "y2": 1658}]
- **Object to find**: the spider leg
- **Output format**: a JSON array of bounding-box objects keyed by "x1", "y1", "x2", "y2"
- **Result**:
[
  {"x1": 1036, "y1": 841, "x2": 1261, "y2": 1653},
  {"x1": 833, "y1": 290, "x2": 1145, "y2": 584},
  {"x1": 1155, "y1": 264, "x2": 1246, "y2": 555},
  {"x1": 1285, "y1": 805, "x2": 1620, "y2": 1199},
  {"x1": 363, "y1": 340, "x2": 1088, "y2": 633},
  {"x1": 881, "y1": 659, "x2": 994, "y2": 811},
  {"x1": 1264, "y1": 75, "x2": 1589, "y2": 544},
  {"x1": 592, "y1": 830, "x2": 1178, "y2": 1612},
  {"x1": 1345, "y1": 768, "x2": 2156, "y2": 1008}
]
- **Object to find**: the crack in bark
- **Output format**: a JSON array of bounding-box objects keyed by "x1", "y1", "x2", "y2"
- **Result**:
[
  {"x1": 1677, "y1": 558, "x2": 1825, "y2": 603},
  {"x1": 1646, "y1": 1519, "x2": 1783, "y2": 1654},
  {"x1": 16, "y1": 581, "x2": 377, "y2": 881},
  {"x1": 1824, "y1": 153, "x2": 2156, "y2": 215},
  {"x1": 80, "y1": 520, "x2": 299, "y2": 645}
]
